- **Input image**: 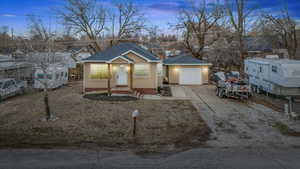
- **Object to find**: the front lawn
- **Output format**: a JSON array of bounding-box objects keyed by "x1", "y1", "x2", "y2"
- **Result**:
[{"x1": 0, "y1": 82, "x2": 210, "y2": 150}]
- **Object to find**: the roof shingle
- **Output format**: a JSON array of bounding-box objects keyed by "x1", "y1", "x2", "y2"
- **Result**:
[
  {"x1": 163, "y1": 55, "x2": 211, "y2": 65},
  {"x1": 83, "y1": 42, "x2": 160, "y2": 62}
]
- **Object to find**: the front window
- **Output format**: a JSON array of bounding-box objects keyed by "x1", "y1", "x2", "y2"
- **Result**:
[
  {"x1": 134, "y1": 64, "x2": 150, "y2": 77},
  {"x1": 90, "y1": 64, "x2": 109, "y2": 79}
]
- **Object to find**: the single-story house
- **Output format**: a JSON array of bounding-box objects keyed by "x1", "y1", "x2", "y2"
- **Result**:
[
  {"x1": 163, "y1": 55, "x2": 212, "y2": 85},
  {"x1": 82, "y1": 42, "x2": 161, "y2": 94}
]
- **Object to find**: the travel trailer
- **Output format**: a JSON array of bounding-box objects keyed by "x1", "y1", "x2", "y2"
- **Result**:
[
  {"x1": 34, "y1": 64, "x2": 68, "y2": 89},
  {"x1": 245, "y1": 56, "x2": 300, "y2": 96}
]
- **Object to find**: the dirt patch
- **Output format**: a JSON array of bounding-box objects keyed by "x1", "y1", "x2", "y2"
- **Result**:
[
  {"x1": 251, "y1": 95, "x2": 284, "y2": 112},
  {"x1": 0, "y1": 82, "x2": 210, "y2": 151},
  {"x1": 272, "y1": 121, "x2": 300, "y2": 137}
]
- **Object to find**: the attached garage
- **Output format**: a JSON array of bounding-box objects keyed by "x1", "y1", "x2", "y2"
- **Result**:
[{"x1": 163, "y1": 55, "x2": 212, "y2": 85}]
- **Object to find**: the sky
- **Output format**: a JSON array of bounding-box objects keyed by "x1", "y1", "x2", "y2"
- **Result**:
[{"x1": 1, "y1": 0, "x2": 300, "y2": 36}]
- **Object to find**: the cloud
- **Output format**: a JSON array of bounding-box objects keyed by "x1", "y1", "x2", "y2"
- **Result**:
[{"x1": 2, "y1": 14, "x2": 16, "y2": 17}]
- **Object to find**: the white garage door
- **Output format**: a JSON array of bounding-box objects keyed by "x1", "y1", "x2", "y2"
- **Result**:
[{"x1": 179, "y1": 68, "x2": 202, "y2": 85}]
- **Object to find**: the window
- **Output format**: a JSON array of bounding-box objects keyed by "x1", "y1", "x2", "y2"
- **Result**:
[
  {"x1": 65, "y1": 72, "x2": 68, "y2": 77},
  {"x1": 0, "y1": 82, "x2": 3, "y2": 89},
  {"x1": 61, "y1": 72, "x2": 64, "y2": 77},
  {"x1": 90, "y1": 64, "x2": 109, "y2": 79},
  {"x1": 56, "y1": 73, "x2": 60, "y2": 80},
  {"x1": 134, "y1": 64, "x2": 150, "y2": 77},
  {"x1": 37, "y1": 74, "x2": 44, "y2": 79},
  {"x1": 259, "y1": 66, "x2": 262, "y2": 73},
  {"x1": 47, "y1": 74, "x2": 53, "y2": 80},
  {"x1": 272, "y1": 66, "x2": 277, "y2": 73}
]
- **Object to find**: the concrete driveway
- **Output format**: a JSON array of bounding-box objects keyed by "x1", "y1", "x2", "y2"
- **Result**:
[{"x1": 171, "y1": 85, "x2": 300, "y2": 148}]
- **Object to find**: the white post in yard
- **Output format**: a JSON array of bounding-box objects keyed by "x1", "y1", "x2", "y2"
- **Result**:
[{"x1": 132, "y1": 110, "x2": 140, "y2": 136}]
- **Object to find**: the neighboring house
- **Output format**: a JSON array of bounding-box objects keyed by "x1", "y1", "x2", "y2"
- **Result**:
[
  {"x1": 82, "y1": 42, "x2": 161, "y2": 94},
  {"x1": 163, "y1": 55, "x2": 212, "y2": 85}
]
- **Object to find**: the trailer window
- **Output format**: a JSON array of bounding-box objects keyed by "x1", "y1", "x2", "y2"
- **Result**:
[
  {"x1": 37, "y1": 74, "x2": 44, "y2": 79},
  {"x1": 56, "y1": 73, "x2": 60, "y2": 80},
  {"x1": 259, "y1": 67, "x2": 262, "y2": 73},
  {"x1": 272, "y1": 66, "x2": 277, "y2": 73},
  {"x1": 46, "y1": 74, "x2": 53, "y2": 80},
  {"x1": 65, "y1": 72, "x2": 68, "y2": 77},
  {"x1": 61, "y1": 72, "x2": 64, "y2": 76}
]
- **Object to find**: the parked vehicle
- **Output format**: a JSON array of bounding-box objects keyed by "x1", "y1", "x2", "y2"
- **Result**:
[
  {"x1": 33, "y1": 64, "x2": 69, "y2": 89},
  {"x1": 0, "y1": 78, "x2": 27, "y2": 101},
  {"x1": 245, "y1": 56, "x2": 300, "y2": 96},
  {"x1": 214, "y1": 71, "x2": 251, "y2": 100}
]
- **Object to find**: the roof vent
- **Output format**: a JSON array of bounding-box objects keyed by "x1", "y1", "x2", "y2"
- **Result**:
[{"x1": 265, "y1": 55, "x2": 279, "y2": 59}]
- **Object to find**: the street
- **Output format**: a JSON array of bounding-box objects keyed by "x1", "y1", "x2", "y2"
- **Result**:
[{"x1": 1, "y1": 148, "x2": 300, "y2": 169}]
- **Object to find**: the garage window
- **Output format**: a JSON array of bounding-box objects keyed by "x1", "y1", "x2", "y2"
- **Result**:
[{"x1": 134, "y1": 64, "x2": 150, "y2": 77}]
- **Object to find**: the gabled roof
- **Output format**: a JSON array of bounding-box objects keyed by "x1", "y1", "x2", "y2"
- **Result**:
[
  {"x1": 163, "y1": 54, "x2": 212, "y2": 65},
  {"x1": 82, "y1": 42, "x2": 160, "y2": 63}
]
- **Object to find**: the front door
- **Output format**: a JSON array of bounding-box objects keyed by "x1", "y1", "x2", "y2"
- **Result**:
[{"x1": 117, "y1": 65, "x2": 128, "y2": 86}]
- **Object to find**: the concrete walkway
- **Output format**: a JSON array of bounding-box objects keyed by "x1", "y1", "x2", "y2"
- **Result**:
[{"x1": 1, "y1": 148, "x2": 300, "y2": 169}]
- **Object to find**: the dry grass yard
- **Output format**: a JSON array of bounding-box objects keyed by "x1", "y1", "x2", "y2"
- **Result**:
[{"x1": 0, "y1": 82, "x2": 209, "y2": 150}]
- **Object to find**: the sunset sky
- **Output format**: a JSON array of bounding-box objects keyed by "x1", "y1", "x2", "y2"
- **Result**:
[{"x1": 1, "y1": 0, "x2": 300, "y2": 35}]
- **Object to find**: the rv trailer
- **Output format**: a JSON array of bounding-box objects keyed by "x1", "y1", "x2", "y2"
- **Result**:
[
  {"x1": 245, "y1": 56, "x2": 300, "y2": 96},
  {"x1": 34, "y1": 64, "x2": 68, "y2": 89}
]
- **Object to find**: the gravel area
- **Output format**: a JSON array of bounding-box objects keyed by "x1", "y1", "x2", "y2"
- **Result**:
[
  {"x1": 188, "y1": 85, "x2": 300, "y2": 148},
  {"x1": 0, "y1": 82, "x2": 210, "y2": 150},
  {"x1": 170, "y1": 85, "x2": 300, "y2": 148}
]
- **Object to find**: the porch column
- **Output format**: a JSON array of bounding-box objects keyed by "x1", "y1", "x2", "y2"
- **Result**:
[
  {"x1": 130, "y1": 64, "x2": 133, "y2": 90},
  {"x1": 108, "y1": 63, "x2": 111, "y2": 96}
]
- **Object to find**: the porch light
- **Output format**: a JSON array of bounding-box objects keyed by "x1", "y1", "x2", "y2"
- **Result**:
[
  {"x1": 126, "y1": 66, "x2": 130, "y2": 71},
  {"x1": 174, "y1": 68, "x2": 179, "y2": 72},
  {"x1": 203, "y1": 67, "x2": 209, "y2": 72}
]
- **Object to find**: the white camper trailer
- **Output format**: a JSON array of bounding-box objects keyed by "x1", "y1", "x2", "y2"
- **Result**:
[
  {"x1": 34, "y1": 64, "x2": 68, "y2": 89},
  {"x1": 245, "y1": 56, "x2": 300, "y2": 96}
]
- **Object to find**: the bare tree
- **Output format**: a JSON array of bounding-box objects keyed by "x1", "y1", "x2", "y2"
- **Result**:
[
  {"x1": 176, "y1": 0, "x2": 224, "y2": 59},
  {"x1": 225, "y1": 0, "x2": 256, "y2": 69},
  {"x1": 262, "y1": 6, "x2": 298, "y2": 59},
  {"x1": 110, "y1": 1, "x2": 146, "y2": 45},
  {"x1": 26, "y1": 15, "x2": 58, "y2": 121},
  {"x1": 57, "y1": 0, "x2": 107, "y2": 54}
]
